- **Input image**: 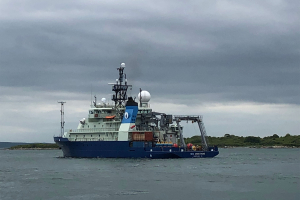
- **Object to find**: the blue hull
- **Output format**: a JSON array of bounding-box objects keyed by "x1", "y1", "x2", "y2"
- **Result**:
[{"x1": 54, "y1": 137, "x2": 219, "y2": 159}]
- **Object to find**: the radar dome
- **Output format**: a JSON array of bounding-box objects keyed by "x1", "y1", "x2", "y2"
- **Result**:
[
  {"x1": 101, "y1": 98, "x2": 106, "y2": 103},
  {"x1": 138, "y1": 90, "x2": 151, "y2": 102}
]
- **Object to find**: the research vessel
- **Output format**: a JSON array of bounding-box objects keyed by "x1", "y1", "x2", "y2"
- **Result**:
[{"x1": 54, "y1": 63, "x2": 219, "y2": 158}]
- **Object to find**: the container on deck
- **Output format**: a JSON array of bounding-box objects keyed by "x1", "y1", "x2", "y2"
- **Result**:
[
  {"x1": 145, "y1": 132, "x2": 153, "y2": 141},
  {"x1": 132, "y1": 132, "x2": 153, "y2": 141}
]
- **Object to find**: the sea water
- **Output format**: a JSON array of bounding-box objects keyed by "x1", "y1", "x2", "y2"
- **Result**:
[{"x1": 0, "y1": 148, "x2": 299, "y2": 200}]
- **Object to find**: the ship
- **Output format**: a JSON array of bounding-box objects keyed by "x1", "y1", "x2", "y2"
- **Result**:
[{"x1": 54, "y1": 63, "x2": 219, "y2": 158}]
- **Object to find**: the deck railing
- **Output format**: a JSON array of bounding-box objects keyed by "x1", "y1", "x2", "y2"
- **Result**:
[
  {"x1": 68, "y1": 127, "x2": 119, "y2": 133},
  {"x1": 69, "y1": 138, "x2": 118, "y2": 142}
]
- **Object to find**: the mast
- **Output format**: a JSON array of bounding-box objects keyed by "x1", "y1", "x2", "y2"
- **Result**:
[
  {"x1": 58, "y1": 101, "x2": 66, "y2": 137},
  {"x1": 139, "y1": 88, "x2": 142, "y2": 107},
  {"x1": 111, "y1": 63, "x2": 131, "y2": 116}
]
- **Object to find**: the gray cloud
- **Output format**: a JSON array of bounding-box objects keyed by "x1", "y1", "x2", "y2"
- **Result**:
[{"x1": 0, "y1": 0, "x2": 299, "y2": 141}]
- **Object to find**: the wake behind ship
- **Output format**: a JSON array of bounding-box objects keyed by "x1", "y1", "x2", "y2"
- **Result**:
[{"x1": 54, "y1": 63, "x2": 219, "y2": 158}]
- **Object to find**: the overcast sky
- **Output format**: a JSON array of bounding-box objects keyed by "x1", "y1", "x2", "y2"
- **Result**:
[{"x1": 0, "y1": 0, "x2": 299, "y2": 142}]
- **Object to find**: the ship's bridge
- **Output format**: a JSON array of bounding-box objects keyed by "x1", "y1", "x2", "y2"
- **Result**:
[
  {"x1": 88, "y1": 107, "x2": 124, "y2": 119},
  {"x1": 137, "y1": 108, "x2": 152, "y2": 114}
]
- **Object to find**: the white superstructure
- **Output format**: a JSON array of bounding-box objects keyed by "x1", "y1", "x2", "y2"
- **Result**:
[{"x1": 61, "y1": 63, "x2": 182, "y2": 145}]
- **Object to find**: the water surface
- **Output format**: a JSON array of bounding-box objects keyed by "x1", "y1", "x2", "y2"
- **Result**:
[{"x1": 0, "y1": 148, "x2": 299, "y2": 200}]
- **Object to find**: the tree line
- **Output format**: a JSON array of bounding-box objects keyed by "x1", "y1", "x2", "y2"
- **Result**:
[
  {"x1": 185, "y1": 133, "x2": 300, "y2": 147},
  {"x1": 9, "y1": 143, "x2": 59, "y2": 149},
  {"x1": 8, "y1": 134, "x2": 300, "y2": 149}
]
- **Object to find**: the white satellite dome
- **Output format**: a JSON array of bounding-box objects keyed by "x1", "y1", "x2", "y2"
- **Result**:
[
  {"x1": 101, "y1": 98, "x2": 106, "y2": 103},
  {"x1": 138, "y1": 90, "x2": 151, "y2": 102}
]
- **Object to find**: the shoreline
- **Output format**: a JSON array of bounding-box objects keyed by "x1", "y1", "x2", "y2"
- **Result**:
[
  {"x1": 8, "y1": 148, "x2": 60, "y2": 150},
  {"x1": 6, "y1": 146, "x2": 299, "y2": 150},
  {"x1": 221, "y1": 145, "x2": 299, "y2": 149}
]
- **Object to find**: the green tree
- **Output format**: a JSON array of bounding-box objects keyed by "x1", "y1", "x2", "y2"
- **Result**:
[
  {"x1": 244, "y1": 136, "x2": 261, "y2": 144},
  {"x1": 272, "y1": 134, "x2": 279, "y2": 139}
]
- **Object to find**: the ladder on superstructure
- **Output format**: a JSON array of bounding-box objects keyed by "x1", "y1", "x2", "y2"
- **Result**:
[{"x1": 174, "y1": 115, "x2": 209, "y2": 151}]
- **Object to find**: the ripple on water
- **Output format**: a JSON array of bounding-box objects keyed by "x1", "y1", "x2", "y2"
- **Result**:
[{"x1": 115, "y1": 190, "x2": 149, "y2": 195}]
